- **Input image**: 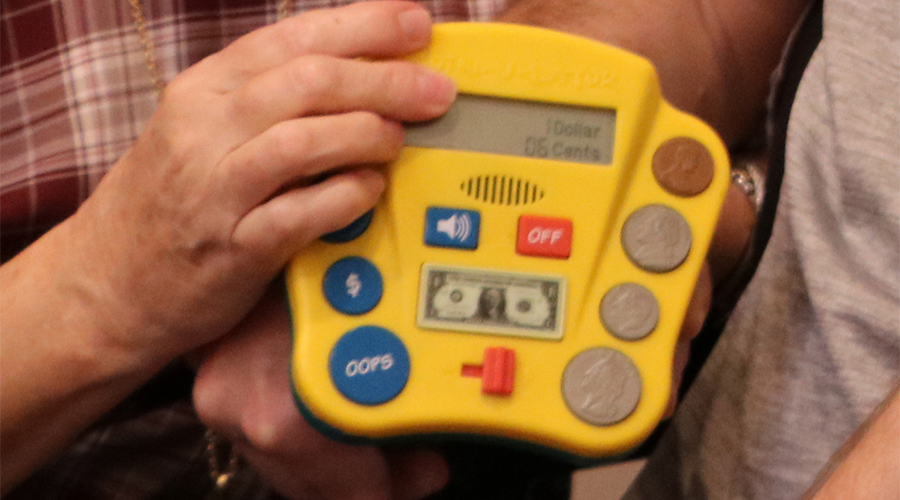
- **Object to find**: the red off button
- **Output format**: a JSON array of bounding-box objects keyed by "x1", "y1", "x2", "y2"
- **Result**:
[{"x1": 517, "y1": 215, "x2": 573, "y2": 259}]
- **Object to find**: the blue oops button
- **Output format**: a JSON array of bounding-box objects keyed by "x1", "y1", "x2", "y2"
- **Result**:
[{"x1": 329, "y1": 326, "x2": 410, "y2": 406}]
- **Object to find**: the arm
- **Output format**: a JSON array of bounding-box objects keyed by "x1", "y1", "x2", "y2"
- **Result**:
[
  {"x1": 804, "y1": 387, "x2": 900, "y2": 500},
  {"x1": 0, "y1": 2, "x2": 455, "y2": 491},
  {"x1": 499, "y1": 0, "x2": 809, "y2": 146}
]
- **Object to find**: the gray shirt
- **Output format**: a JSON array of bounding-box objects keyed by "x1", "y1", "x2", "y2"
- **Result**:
[{"x1": 626, "y1": 1, "x2": 899, "y2": 498}]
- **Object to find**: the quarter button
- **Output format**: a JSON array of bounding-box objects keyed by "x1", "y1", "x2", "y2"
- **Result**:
[
  {"x1": 562, "y1": 348, "x2": 642, "y2": 426},
  {"x1": 621, "y1": 205, "x2": 692, "y2": 273}
]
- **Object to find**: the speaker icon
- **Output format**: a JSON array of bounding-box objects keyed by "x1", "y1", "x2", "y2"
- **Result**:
[
  {"x1": 436, "y1": 213, "x2": 472, "y2": 241},
  {"x1": 425, "y1": 207, "x2": 480, "y2": 249}
]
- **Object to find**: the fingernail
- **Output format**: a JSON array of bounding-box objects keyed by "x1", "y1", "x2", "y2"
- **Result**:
[
  {"x1": 418, "y1": 71, "x2": 456, "y2": 111},
  {"x1": 398, "y1": 8, "x2": 432, "y2": 44}
]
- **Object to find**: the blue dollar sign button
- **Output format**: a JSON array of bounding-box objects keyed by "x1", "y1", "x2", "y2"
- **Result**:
[
  {"x1": 322, "y1": 257, "x2": 383, "y2": 315},
  {"x1": 330, "y1": 326, "x2": 411, "y2": 405}
]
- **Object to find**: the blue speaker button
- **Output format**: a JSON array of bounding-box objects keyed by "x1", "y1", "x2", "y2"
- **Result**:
[
  {"x1": 424, "y1": 207, "x2": 480, "y2": 249},
  {"x1": 330, "y1": 326, "x2": 411, "y2": 405},
  {"x1": 323, "y1": 257, "x2": 383, "y2": 315}
]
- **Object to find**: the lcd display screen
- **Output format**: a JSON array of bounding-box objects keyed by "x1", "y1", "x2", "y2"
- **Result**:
[{"x1": 404, "y1": 94, "x2": 616, "y2": 165}]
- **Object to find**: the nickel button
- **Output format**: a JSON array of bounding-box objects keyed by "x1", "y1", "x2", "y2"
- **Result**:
[{"x1": 600, "y1": 283, "x2": 660, "y2": 341}]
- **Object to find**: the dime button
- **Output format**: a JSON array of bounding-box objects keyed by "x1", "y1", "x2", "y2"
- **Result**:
[
  {"x1": 562, "y1": 348, "x2": 642, "y2": 426},
  {"x1": 330, "y1": 326, "x2": 410, "y2": 405},
  {"x1": 652, "y1": 137, "x2": 715, "y2": 197},
  {"x1": 622, "y1": 205, "x2": 692, "y2": 273},
  {"x1": 323, "y1": 257, "x2": 383, "y2": 315},
  {"x1": 600, "y1": 283, "x2": 660, "y2": 341}
]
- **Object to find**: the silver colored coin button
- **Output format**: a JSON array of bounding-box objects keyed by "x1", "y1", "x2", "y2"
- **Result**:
[
  {"x1": 562, "y1": 348, "x2": 642, "y2": 426},
  {"x1": 600, "y1": 283, "x2": 660, "y2": 341},
  {"x1": 622, "y1": 205, "x2": 692, "y2": 273}
]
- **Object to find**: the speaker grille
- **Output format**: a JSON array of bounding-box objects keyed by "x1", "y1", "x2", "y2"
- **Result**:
[{"x1": 460, "y1": 175, "x2": 545, "y2": 206}]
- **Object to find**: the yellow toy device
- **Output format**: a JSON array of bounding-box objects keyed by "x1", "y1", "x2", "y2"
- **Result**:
[{"x1": 286, "y1": 23, "x2": 729, "y2": 461}]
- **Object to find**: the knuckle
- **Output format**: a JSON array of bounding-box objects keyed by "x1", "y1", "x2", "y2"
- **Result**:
[
  {"x1": 192, "y1": 372, "x2": 226, "y2": 427},
  {"x1": 285, "y1": 13, "x2": 326, "y2": 54},
  {"x1": 347, "y1": 111, "x2": 383, "y2": 138},
  {"x1": 350, "y1": 112, "x2": 401, "y2": 155},
  {"x1": 221, "y1": 153, "x2": 268, "y2": 196},
  {"x1": 277, "y1": 121, "x2": 315, "y2": 163},
  {"x1": 262, "y1": 201, "x2": 315, "y2": 249},
  {"x1": 157, "y1": 127, "x2": 198, "y2": 172},
  {"x1": 160, "y1": 72, "x2": 194, "y2": 104},
  {"x1": 291, "y1": 56, "x2": 338, "y2": 106},
  {"x1": 239, "y1": 410, "x2": 298, "y2": 454},
  {"x1": 240, "y1": 419, "x2": 277, "y2": 453},
  {"x1": 352, "y1": 110, "x2": 385, "y2": 131},
  {"x1": 227, "y1": 86, "x2": 266, "y2": 124},
  {"x1": 381, "y1": 62, "x2": 418, "y2": 94}
]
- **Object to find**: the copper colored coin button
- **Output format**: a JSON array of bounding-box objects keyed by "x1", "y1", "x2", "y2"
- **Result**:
[{"x1": 652, "y1": 137, "x2": 714, "y2": 197}]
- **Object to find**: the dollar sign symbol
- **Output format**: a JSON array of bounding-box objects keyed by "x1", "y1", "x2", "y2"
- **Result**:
[{"x1": 346, "y1": 273, "x2": 362, "y2": 298}]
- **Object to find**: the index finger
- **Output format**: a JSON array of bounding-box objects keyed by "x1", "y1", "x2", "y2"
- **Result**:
[{"x1": 196, "y1": 1, "x2": 434, "y2": 92}]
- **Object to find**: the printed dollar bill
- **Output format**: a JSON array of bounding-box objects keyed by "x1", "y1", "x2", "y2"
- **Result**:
[{"x1": 417, "y1": 264, "x2": 566, "y2": 340}]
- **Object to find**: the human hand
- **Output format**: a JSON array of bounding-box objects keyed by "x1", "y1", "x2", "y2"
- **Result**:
[
  {"x1": 61, "y1": 1, "x2": 455, "y2": 369},
  {"x1": 193, "y1": 286, "x2": 450, "y2": 500}
]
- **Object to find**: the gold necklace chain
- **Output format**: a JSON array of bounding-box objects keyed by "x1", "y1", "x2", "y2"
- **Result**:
[
  {"x1": 125, "y1": 1, "x2": 291, "y2": 489},
  {"x1": 127, "y1": 5, "x2": 295, "y2": 492},
  {"x1": 128, "y1": 0, "x2": 294, "y2": 94}
]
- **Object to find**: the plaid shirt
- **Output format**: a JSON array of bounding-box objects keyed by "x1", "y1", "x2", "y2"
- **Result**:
[
  {"x1": 0, "y1": 0, "x2": 507, "y2": 261},
  {"x1": 1, "y1": 1, "x2": 511, "y2": 498}
]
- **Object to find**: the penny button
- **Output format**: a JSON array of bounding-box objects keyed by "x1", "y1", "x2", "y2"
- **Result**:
[{"x1": 652, "y1": 137, "x2": 714, "y2": 197}]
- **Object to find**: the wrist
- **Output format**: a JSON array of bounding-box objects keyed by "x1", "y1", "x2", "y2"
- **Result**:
[
  {"x1": 5, "y1": 214, "x2": 168, "y2": 384},
  {"x1": 0, "y1": 219, "x2": 167, "y2": 488}
]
